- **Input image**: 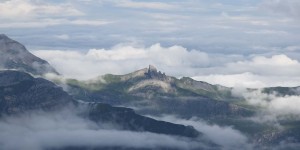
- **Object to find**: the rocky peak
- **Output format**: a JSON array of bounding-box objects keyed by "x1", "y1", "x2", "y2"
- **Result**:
[
  {"x1": 148, "y1": 65, "x2": 157, "y2": 72},
  {"x1": 0, "y1": 34, "x2": 25, "y2": 53},
  {"x1": 0, "y1": 34, "x2": 59, "y2": 75},
  {"x1": 0, "y1": 34, "x2": 9, "y2": 40},
  {"x1": 120, "y1": 65, "x2": 170, "y2": 82},
  {"x1": 145, "y1": 65, "x2": 167, "y2": 81}
]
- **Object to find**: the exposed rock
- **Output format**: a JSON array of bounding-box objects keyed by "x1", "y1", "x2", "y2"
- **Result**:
[{"x1": 145, "y1": 65, "x2": 168, "y2": 81}]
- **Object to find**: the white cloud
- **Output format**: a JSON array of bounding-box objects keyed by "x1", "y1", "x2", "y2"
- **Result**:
[
  {"x1": 238, "y1": 90, "x2": 300, "y2": 121},
  {"x1": 269, "y1": 96, "x2": 300, "y2": 116},
  {"x1": 285, "y1": 46, "x2": 300, "y2": 51},
  {"x1": 221, "y1": 12, "x2": 271, "y2": 26},
  {"x1": 55, "y1": 34, "x2": 70, "y2": 40},
  {"x1": 193, "y1": 73, "x2": 267, "y2": 88},
  {"x1": 69, "y1": 19, "x2": 112, "y2": 26},
  {"x1": 0, "y1": 0, "x2": 299, "y2": 57},
  {"x1": 0, "y1": 0, "x2": 83, "y2": 19},
  {"x1": 32, "y1": 44, "x2": 210, "y2": 79},
  {"x1": 195, "y1": 73, "x2": 300, "y2": 88},
  {"x1": 0, "y1": 0, "x2": 113, "y2": 28},
  {"x1": 0, "y1": 0, "x2": 35, "y2": 18},
  {"x1": 244, "y1": 29, "x2": 288, "y2": 35},
  {"x1": 225, "y1": 55, "x2": 300, "y2": 76},
  {"x1": 115, "y1": 0, "x2": 177, "y2": 10},
  {"x1": 193, "y1": 55, "x2": 300, "y2": 88},
  {"x1": 151, "y1": 115, "x2": 252, "y2": 150}
]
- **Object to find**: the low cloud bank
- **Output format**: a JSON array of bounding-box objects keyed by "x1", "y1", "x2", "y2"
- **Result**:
[
  {"x1": 149, "y1": 115, "x2": 253, "y2": 150},
  {"x1": 0, "y1": 109, "x2": 208, "y2": 150},
  {"x1": 232, "y1": 88, "x2": 300, "y2": 122}
]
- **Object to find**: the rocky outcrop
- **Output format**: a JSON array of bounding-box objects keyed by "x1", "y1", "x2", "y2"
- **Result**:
[
  {"x1": 145, "y1": 65, "x2": 168, "y2": 81},
  {"x1": 0, "y1": 34, "x2": 59, "y2": 75}
]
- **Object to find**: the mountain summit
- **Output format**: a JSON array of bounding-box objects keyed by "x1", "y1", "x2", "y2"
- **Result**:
[{"x1": 0, "y1": 34, "x2": 58, "y2": 75}]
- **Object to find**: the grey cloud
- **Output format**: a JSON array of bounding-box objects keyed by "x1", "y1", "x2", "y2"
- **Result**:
[
  {"x1": 261, "y1": 0, "x2": 300, "y2": 20},
  {"x1": 0, "y1": 0, "x2": 83, "y2": 19},
  {"x1": 2, "y1": 0, "x2": 300, "y2": 88},
  {"x1": 113, "y1": 0, "x2": 178, "y2": 10},
  {"x1": 1, "y1": 0, "x2": 300, "y2": 55}
]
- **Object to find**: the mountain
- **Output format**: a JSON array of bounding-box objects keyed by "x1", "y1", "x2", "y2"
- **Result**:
[
  {"x1": 0, "y1": 35, "x2": 213, "y2": 150},
  {"x1": 2, "y1": 35, "x2": 300, "y2": 149},
  {"x1": 0, "y1": 70, "x2": 201, "y2": 139},
  {"x1": 66, "y1": 65, "x2": 253, "y2": 118},
  {"x1": 0, "y1": 34, "x2": 58, "y2": 75},
  {"x1": 64, "y1": 66, "x2": 300, "y2": 148},
  {"x1": 0, "y1": 70, "x2": 70, "y2": 114}
]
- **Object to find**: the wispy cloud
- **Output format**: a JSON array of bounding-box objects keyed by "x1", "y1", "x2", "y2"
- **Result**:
[
  {"x1": 0, "y1": 19, "x2": 112, "y2": 28},
  {"x1": 0, "y1": 0, "x2": 83, "y2": 19},
  {"x1": 150, "y1": 115, "x2": 253, "y2": 150},
  {"x1": 114, "y1": 0, "x2": 177, "y2": 10}
]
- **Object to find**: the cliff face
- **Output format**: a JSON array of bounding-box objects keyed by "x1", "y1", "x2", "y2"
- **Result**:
[{"x1": 0, "y1": 34, "x2": 59, "y2": 75}]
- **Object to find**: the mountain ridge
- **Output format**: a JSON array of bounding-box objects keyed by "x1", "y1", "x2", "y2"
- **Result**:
[
  {"x1": 0, "y1": 70, "x2": 201, "y2": 139},
  {"x1": 0, "y1": 34, "x2": 59, "y2": 76},
  {"x1": 65, "y1": 65, "x2": 253, "y2": 119}
]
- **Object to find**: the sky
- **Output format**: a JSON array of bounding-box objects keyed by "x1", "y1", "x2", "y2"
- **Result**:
[{"x1": 1, "y1": 0, "x2": 300, "y2": 88}]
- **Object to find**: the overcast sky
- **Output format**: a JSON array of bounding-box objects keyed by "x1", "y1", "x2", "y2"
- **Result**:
[{"x1": 1, "y1": 0, "x2": 300, "y2": 88}]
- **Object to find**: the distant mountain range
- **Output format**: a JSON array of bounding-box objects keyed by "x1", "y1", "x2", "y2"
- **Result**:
[
  {"x1": 66, "y1": 65, "x2": 253, "y2": 118},
  {"x1": 1, "y1": 34, "x2": 300, "y2": 149}
]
